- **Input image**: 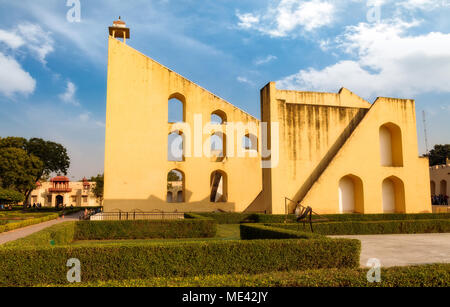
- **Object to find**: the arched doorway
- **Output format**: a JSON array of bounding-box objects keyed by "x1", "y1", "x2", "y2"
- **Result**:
[
  {"x1": 338, "y1": 175, "x2": 364, "y2": 213},
  {"x1": 440, "y1": 180, "x2": 447, "y2": 195},
  {"x1": 56, "y1": 195, "x2": 64, "y2": 208},
  {"x1": 382, "y1": 176, "x2": 406, "y2": 213},
  {"x1": 379, "y1": 123, "x2": 403, "y2": 166},
  {"x1": 210, "y1": 170, "x2": 227, "y2": 202}
]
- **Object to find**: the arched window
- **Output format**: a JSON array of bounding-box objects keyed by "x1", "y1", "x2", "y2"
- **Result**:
[
  {"x1": 210, "y1": 170, "x2": 227, "y2": 203},
  {"x1": 167, "y1": 170, "x2": 184, "y2": 203},
  {"x1": 242, "y1": 134, "x2": 258, "y2": 151},
  {"x1": 338, "y1": 175, "x2": 364, "y2": 213},
  {"x1": 211, "y1": 110, "x2": 227, "y2": 124},
  {"x1": 168, "y1": 93, "x2": 185, "y2": 123},
  {"x1": 440, "y1": 180, "x2": 447, "y2": 195},
  {"x1": 430, "y1": 181, "x2": 436, "y2": 196},
  {"x1": 382, "y1": 176, "x2": 406, "y2": 213},
  {"x1": 168, "y1": 131, "x2": 184, "y2": 161},
  {"x1": 379, "y1": 123, "x2": 403, "y2": 167},
  {"x1": 211, "y1": 132, "x2": 226, "y2": 162}
]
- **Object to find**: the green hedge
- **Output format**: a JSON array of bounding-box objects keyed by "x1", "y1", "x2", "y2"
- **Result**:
[
  {"x1": 0, "y1": 238, "x2": 360, "y2": 286},
  {"x1": 194, "y1": 212, "x2": 450, "y2": 224},
  {"x1": 271, "y1": 219, "x2": 450, "y2": 235},
  {"x1": 0, "y1": 213, "x2": 59, "y2": 234},
  {"x1": 0, "y1": 208, "x2": 81, "y2": 234},
  {"x1": 251, "y1": 213, "x2": 450, "y2": 223},
  {"x1": 52, "y1": 264, "x2": 450, "y2": 287},
  {"x1": 240, "y1": 224, "x2": 324, "y2": 240},
  {"x1": 74, "y1": 218, "x2": 217, "y2": 240},
  {"x1": 193, "y1": 213, "x2": 255, "y2": 224}
]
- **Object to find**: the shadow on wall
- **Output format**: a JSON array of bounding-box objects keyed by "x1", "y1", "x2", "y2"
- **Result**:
[
  {"x1": 290, "y1": 108, "x2": 368, "y2": 212},
  {"x1": 104, "y1": 191, "x2": 236, "y2": 212}
]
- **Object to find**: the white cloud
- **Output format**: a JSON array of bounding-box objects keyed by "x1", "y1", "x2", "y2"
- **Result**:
[
  {"x1": 277, "y1": 19, "x2": 450, "y2": 99},
  {"x1": 0, "y1": 30, "x2": 25, "y2": 49},
  {"x1": 0, "y1": 52, "x2": 36, "y2": 97},
  {"x1": 254, "y1": 55, "x2": 278, "y2": 65},
  {"x1": 59, "y1": 81, "x2": 80, "y2": 106},
  {"x1": 397, "y1": 0, "x2": 450, "y2": 11},
  {"x1": 0, "y1": 23, "x2": 54, "y2": 64},
  {"x1": 237, "y1": 76, "x2": 255, "y2": 86},
  {"x1": 16, "y1": 23, "x2": 54, "y2": 64},
  {"x1": 237, "y1": 0, "x2": 335, "y2": 37}
]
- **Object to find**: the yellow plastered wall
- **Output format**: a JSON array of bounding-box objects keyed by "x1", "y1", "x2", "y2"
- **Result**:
[
  {"x1": 261, "y1": 83, "x2": 430, "y2": 214},
  {"x1": 104, "y1": 37, "x2": 262, "y2": 212},
  {"x1": 300, "y1": 97, "x2": 431, "y2": 214}
]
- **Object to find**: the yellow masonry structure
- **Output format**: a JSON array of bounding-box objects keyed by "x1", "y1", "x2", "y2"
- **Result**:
[{"x1": 104, "y1": 20, "x2": 431, "y2": 214}]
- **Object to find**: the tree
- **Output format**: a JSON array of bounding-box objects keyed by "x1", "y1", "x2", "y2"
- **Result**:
[
  {"x1": 0, "y1": 188, "x2": 24, "y2": 205},
  {"x1": 168, "y1": 171, "x2": 181, "y2": 182},
  {"x1": 0, "y1": 147, "x2": 43, "y2": 194},
  {"x1": 0, "y1": 137, "x2": 70, "y2": 206},
  {"x1": 90, "y1": 174, "x2": 104, "y2": 205},
  {"x1": 427, "y1": 144, "x2": 450, "y2": 166}
]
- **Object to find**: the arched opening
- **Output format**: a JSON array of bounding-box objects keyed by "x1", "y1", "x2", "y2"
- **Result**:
[
  {"x1": 210, "y1": 170, "x2": 227, "y2": 203},
  {"x1": 55, "y1": 195, "x2": 64, "y2": 208},
  {"x1": 243, "y1": 134, "x2": 258, "y2": 151},
  {"x1": 211, "y1": 132, "x2": 226, "y2": 162},
  {"x1": 430, "y1": 181, "x2": 436, "y2": 196},
  {"x1": 440, "y1": 180, "x2": 447, "y2": 195},
  {"x1": 168, "y1": 93, "x2": 185, "y2": 123},
  {"x1": 168, "y1": 131, "x2": 184, "y2": 162},
  {"x1": 167, "y1": 170, "x2": 184, "y2": 203},
  {"x1": 211, "y1": 110, "x2": 227, "y2": 124},
  {"x1": 338, "y1": 175, "x2": 364, "y2": 213},
  {"x1": 382, "y1": 176, "x2": 406, "y2": 213},
  {"x1": 379, "y1": 123, "x2": 403, "y2": 167}
]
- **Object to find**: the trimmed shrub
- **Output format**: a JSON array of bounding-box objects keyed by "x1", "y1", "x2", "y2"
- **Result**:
[
  {"x1": 251, "y1": 213, "x2": 450, "y2": 223},
  {"x1": 51, "y1": 264, "x2": 450, "y2": 287},
  {"x1": 240, "y1": 224, "x2": 324, "y2": 240},
  {"x1": 0, "y1": 208, "x2": 81, "y2": 234},
  {"x1": 0, "y1": 213, "x2": 59, "y2": 233},
  {"x1": 0, "y1": 238, "x2": 360, "y2": 286},
  {"x1": 193, "y1": 213, "x2": 255, "y2": 224},
  {"x1": 270, "y1": 219, "x2": 450, "y2": 235},
  {"x1": 74, "y1": 218, "x2": 217, "y2": 240}
]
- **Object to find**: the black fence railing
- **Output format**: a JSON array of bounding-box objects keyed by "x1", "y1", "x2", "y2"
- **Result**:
[{"x1": 89, "y1": 211, "x2": 185, "y2": 221}]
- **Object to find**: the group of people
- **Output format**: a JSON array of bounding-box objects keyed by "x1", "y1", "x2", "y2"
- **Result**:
[
  {"x1": 0, "y1": 204, "x2": 13, "y2": 210},
  {"x1": 432, "y1": 194, "x2": 449, "y2": 206},
  {"x1": 27, "y1": 203, "x2": 43, "y2": 209}
]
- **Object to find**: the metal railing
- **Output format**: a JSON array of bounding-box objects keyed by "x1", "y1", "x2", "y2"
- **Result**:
[{"x1": 90, "y1": 211, "x2": 185, "y2": 221}]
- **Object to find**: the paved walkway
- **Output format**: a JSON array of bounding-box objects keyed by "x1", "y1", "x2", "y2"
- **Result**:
[
  {"x1": 331, "y1": 233, "x2": 450, "y2": 267},
  {"x1": 0, "y1": 212, "x2": 82, "y2": 245}
]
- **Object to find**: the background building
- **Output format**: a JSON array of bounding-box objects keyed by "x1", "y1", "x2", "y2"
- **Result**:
[
  {"x1": 28, "y1": 176, "x2": 99, "y2": 208},
  {"x1": 430, "y1": 158, "x2": 449, "y2": 212}
]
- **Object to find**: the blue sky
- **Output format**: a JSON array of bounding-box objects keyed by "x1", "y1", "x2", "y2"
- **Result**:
[{"x1": 0, "y1": 0, "x2": 449, "y2": 179}]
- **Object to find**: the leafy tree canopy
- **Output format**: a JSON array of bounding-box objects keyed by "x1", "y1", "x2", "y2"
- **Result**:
[
  {"x1": 0, "y1": 147, "x2": 43, "y2": 193},
  {"x1": 0, "y1": 137, "x2": 70, "y2": 205},
  {"x1": 428, "y1": 144, "x2": 450, "y2": 166},
  {"x1": 0, "y1": 188, "x2": 24, "y2": 205},
  {"x1": 89, "y1": 174, "x2": 104, "y2": 202}
]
